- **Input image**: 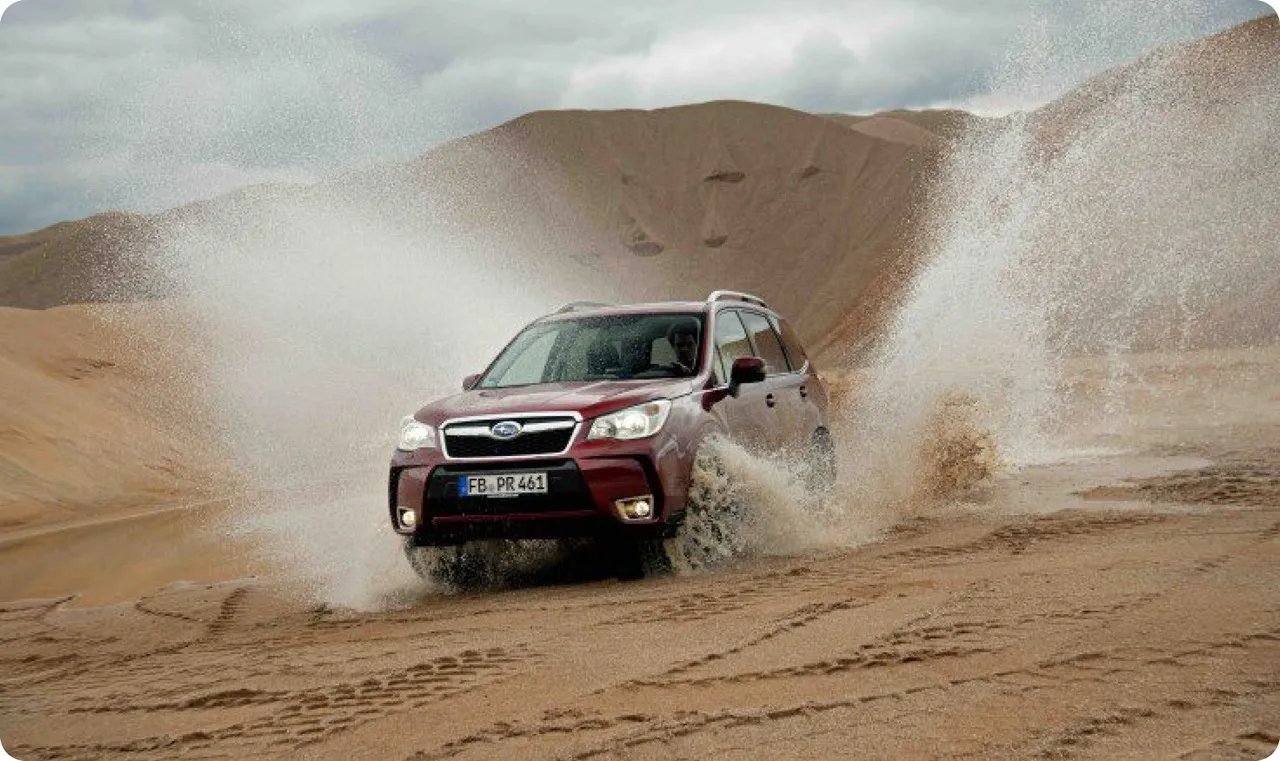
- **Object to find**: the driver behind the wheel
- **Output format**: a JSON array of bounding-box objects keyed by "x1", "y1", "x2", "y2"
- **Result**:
[{"x1": 666, "y1": 320, "x2": 700, "y2": 376}]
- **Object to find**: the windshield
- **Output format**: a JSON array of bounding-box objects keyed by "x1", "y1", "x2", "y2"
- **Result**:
[{"x1": 478, "y1": 313, "x2": 705, "y2": 389}]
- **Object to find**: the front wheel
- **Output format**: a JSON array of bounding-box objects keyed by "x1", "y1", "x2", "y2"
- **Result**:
[
  {"x1": 614, "y1": 537, "x2": 672, "y2": 581},
  {"x1": 662, "y1": 445, "x2": 747, "y2": 573},
  {"x1": 402, "y1": 538, "x2": 485, "y2": 588}
]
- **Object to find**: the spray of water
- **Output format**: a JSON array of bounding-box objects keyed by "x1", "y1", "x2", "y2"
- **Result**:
[
  {"x1": 689, "y1": 5, "x2": 1278, "y2": 560},
  {"x1": 661, "y1": 436, "x2": 880, "y2": 574},
  {"x1": 834, "y1": 4, "x2": 1278, "y2": 523},
  {"x1": 147, "y1": 173, "x2": 615, "y2": 608}
]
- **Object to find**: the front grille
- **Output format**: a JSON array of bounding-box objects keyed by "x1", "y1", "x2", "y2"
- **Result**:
[
  {"x1": 445, "y1": 430, "x2": 573, "y2": 458},
  {"x1": 442, "y1": 417, "x2": 576, "y2": 459}
]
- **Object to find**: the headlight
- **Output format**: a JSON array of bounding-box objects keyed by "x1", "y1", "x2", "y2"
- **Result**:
[
  {"x1": 398, "y1": 416, "x2": 436, "y2": 451},
  {"x1": 588, "y1": 400, "x2": 672, "y2": 441}
]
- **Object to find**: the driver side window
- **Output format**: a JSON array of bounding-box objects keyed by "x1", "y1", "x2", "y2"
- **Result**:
[
  {"x1": 650, "y1": 337, "x2": 676, "y2": 366},
  {"x1": 712, "y1": 310, "x2": 751, "y2": 385}
]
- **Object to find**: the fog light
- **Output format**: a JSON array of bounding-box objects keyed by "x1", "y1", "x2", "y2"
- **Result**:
[
  {"x1": 614, "y1": 496, "x2": 655, "y2": 521},
  {"x1": 397, "y1": 506, "x2": 416, "y2": 529}
]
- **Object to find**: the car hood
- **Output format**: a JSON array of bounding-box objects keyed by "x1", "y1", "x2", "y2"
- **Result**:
[{"x1": 415, "y1": 378, "x2": 697, "y2": 425}]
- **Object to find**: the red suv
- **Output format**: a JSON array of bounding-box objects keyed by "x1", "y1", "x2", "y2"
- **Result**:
[{"x1": 389, "y1": 291, "x2": 832, "y2": 581}]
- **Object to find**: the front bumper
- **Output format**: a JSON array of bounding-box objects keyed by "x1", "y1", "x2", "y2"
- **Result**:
[{"x1": 390, "y1": 438, "x2": 688, "y2": 546}]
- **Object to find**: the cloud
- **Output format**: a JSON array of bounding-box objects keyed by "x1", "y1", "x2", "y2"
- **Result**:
[
  {"x1": 0, "y1": 1, "x2": 21, "y2": 26},
  {"x1": 0, "y1": 0, "x2": 1267, "y2": 234}
]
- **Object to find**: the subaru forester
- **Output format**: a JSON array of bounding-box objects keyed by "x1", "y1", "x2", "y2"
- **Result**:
[{"x1": 389, "y1": 290, "x2": 833, "y2": 581}]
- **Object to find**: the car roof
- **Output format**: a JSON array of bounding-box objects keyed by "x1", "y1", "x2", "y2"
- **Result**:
[
  {"x1": 535, "y1": 298, "x2": 779, "y2": 324},
  {"x1": 534, "y1": 301, "x2": 708, "y2": 323}
]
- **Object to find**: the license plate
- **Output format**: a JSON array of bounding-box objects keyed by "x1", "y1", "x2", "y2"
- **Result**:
[{"x1": 458, "y1": 472, "x2": 548, "y2": 497}]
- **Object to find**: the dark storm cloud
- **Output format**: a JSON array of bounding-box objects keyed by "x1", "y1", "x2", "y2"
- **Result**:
[{"x1": 0, "y1": 0, "x2": 1269, "y2": 234}]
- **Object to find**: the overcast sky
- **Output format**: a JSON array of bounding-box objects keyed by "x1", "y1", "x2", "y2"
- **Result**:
[{"x1": 0, "y1": 0, "x2": 1269, "y2": 234}]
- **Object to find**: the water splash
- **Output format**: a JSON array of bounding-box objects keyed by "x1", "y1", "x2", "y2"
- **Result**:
[
  {"x1": 149, "y1": 177, "x2": 598, "y2": 609},
  {"x1": 836, "y1": 6, "x2": 1279, "y2": 514},
  {"x1": 661, "y1": 437, "x2": 872, "y2": 571}
]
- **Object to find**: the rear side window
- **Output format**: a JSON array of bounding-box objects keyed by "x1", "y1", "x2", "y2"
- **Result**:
[
  {"x1": 774, "y1": 317, "x2": 809, "y2": 370},
  {"x1": 712, "y1": 310, "x2": 752, "y2": 385},
  {"x1": 739, "y1": 311, "x2": 790, "y2": 375}
]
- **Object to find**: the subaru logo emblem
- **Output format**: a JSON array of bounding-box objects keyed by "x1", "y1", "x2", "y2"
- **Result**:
[{"x1": 490, "y1": 421, "x2": 522, "y2": 440}]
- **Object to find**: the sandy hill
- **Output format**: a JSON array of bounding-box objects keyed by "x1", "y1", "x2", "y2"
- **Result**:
[
  {"x1": 0, "y1": 100, "x2": 939, "y2": 352},
  {"x1": 0, "y1": 211, "x2": 163, "y2": 309},
  {"x1": 1032, "y1": 15, "x2": 1278, "y2": 153},
  {"x1": 812, "y1": 14, "x2": 1279, "y2": 358},
  {"x1": 821, "y1": 108, "x2": 985, "y2": 148},
  {"x1": 0, "y1": 303, "x2": 226, "y2": 534},
  {"x1": 376, "y1": 100, "x2": 936, "y2": 347}
]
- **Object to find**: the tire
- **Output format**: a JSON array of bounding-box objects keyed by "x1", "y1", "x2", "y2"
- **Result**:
[
  {"x1": 402, "y1": 537, "x2": 485, "y2": 588},
  {"x1": 804, "y1": 428, "x2": 836, "y2": 497},
  {"x1": 614, "y1": 537, "x2": 671, "y2": 581},
  {"x1": 662, "y1": 445, "x2": 747, "y2": 573}
]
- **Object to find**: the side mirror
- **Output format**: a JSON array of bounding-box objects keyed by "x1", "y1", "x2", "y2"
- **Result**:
[
  {"x1": 462, "y1": 373, "x2": 481, "y2": 391},
  {"x1": 728, "y1": 356, "x2": 766, "y2": 397}
]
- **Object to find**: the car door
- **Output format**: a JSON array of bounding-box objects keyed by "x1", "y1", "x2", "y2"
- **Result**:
[
  {"x1": 738, "y1": 309, "x2": 803, "y2": 453},
  {"x1": 706, "y1": 308, "x2": 772, "y2": 451},
  {"x1": 774, "y1": 315, "x2": 826, "y2": 443}
]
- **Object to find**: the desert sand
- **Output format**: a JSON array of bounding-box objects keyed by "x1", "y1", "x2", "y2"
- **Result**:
[{"x1": 1, "y1": 344, "x2": 1277, "y2": 760}]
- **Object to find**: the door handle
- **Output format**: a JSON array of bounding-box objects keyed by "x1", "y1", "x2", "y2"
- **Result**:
[
  {"x1": 799, "y1": 385, "x2": 808, "y2": 398},
  {"x1": 765, "y1": 393, "x2": 776, "y2": 408}
]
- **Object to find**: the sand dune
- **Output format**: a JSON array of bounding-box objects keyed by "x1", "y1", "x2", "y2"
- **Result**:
[
  {"x1": 1032, "y1": 15, "x2": 1279, "y2": 153},
  {"x1": 0, "y1": 212, "x2": 161, "y2": 310},
  {"x1": 822, "y1": 108, "x2": 985, "y2": 145},
  {"x1": 0, "y1": 100, "x2": 936, "y2": 359},
  {"x1": 0, "y1": 304, "x2": 226, "y2": 535}
]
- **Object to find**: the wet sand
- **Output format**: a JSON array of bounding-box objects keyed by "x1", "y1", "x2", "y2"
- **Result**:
[{"x1": 1, "y1": 347, "x2": 1277, "y2": 761}]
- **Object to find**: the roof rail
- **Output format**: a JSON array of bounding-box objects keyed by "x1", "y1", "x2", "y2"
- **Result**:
[
  {"x1": 706, "y1": 290, "x2": 768, "y2": 308},
  {"x1": 555, "y1": 301, "x2": 612, "y2": 314}
]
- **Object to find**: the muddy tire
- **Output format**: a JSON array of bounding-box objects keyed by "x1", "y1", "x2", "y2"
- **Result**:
[
  {"x1": 804, "y1": 428, "x2": 836, "y2": 496},
  {"x1": 663, "y1": 445, "x2": 747, "y2": 573},
  {"x1": 402, "y1": 538, "x2": 485, "y2": 588},
  {"x1": 614, "y1": 538, "x2": 672, "y2": 581}
]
